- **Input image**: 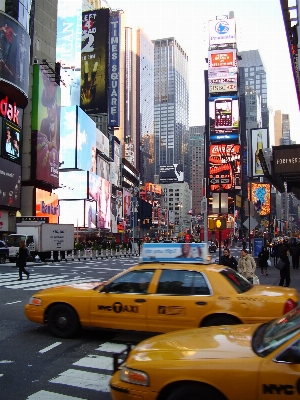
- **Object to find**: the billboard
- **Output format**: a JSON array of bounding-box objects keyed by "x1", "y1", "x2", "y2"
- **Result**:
[
  {"x1": 209, "y1": 143, "x2": 241, "y2": 192},
  {"x1": 54, "y1": 170, "x2": 88, "y2": 200},
  {"x1": 96, "y1": 128, "x2": 109, "y2": 157},
  {"x1": 273, "y1": 145, "x2": 300, "y2": 174},
  {"x1": 208, "y1": 18, "x2": 236, "y2": 46},
  {"x1": 159, "y1": 164, "x2": 184, "y2": 183},
  {"x1": 208, "y1": 49, "x2": 237, "y2": 69},
  {"x1": 208, "y1": 49, "x2": 237, "y2": 93},
  {"x1": 59, "y1": 199, "x2": 84, "y2": 226},
  {"x1": 81, "y1": 9, "x2": 109, "y2": 113},
  {"x1": 35, "y1": 188, "x2": 59, "y2": 223},
  {"x1": 0, "y1": 158, "x2": 21, "y2": 208},
  {"x1": 0, "y1": 12, "x2": 30, "y2": 102},
  {"x1": 251, "y1": 128, "x2": 268, "y2": 176},
  {"x1": 209, "y1": 95, "x2": 239, "y2": 135},
  {"x1": 1, "y1": 118, "x2": 21, "y2": 162},
  {"x1": 56, "y1": 0, "x2": 82, "y2": 106},
  {"x1": 96, "y1": 156, "x2": 110, "y2": 181},
  {"x1": 88, "y1": 172, "x2": 111, "y2": 229},
  {"x1": 111, "y1": 138, "x2": 121, "y2": 187},
  {"x1": 59, "y1": 106, "x2": 77, "y2": 168},
  {"x1": 249, "y1": 183, "x2": 271, "y2": 216},
  {"x1": 31, "y1": 64, "x2": 61, "y2": 187},
  {"x1": 77, "y1": 106, "x2": 96, "y2": 171},
  {"x1": 108, "y1": 11, "x2": 121, "y2": 127}
]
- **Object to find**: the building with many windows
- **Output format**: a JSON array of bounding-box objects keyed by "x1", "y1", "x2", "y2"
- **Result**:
[
  {"x1": 189, "y1": 126, "x2": 205, "y2": 215},
  {"x1": 153, "y1": 37, "x2": 189, "y2": 181}
]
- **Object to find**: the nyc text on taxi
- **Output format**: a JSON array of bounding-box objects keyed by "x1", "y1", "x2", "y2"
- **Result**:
[{"x1": 24, "y1": 243, "x2": 298, "y2": 338}]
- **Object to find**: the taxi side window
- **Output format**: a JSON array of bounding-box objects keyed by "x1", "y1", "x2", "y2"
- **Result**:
[
  {"x1": 108, "y1": 270, "x2": 154, "y2": 293},
  {"x1": 276, "y1": 339, "x2": 300, "y2": 364},
  {"x1": 157, "y1": 270, "x2": 210, "y2": 296}
]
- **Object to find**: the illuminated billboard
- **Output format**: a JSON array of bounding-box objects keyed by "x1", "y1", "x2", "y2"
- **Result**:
[
  {"x1": 209, "y1": 144, "x2": 241, "y2": 192},
  {"x1": 1, "y1": 118, "x2": 21, "y2": 162},
  {"x1": 111, "y1": 138, "x2": 121, "y2": 187},
  {"x1": 208, "y1": 49, "x2": 237, "y2": 68},
  {"x1": 81, "y1": 9, "x2": 109, "y2": 113},
  {"x1": 0, "y1": 158, "x2": 21, "y2": 208},
  {"x1": 251, "y1": 128, "x2": 268, "y2": 177},
  {"x1": 59, "y1": 199, "x2": 84, "y2": 226},
  {"x1": 88, "y1": 172, "x2": 111, "y2": 229},
  {"x1": 249, "y1": 183, "x2": 271, "y2": 216},
  {"x1": 208, "y1": 49, "x2": 237, "y2": 93},
  {"x1": 57, "y1": 0, "x2": 82, "y2": 106},
  {"x1": 208, "y1": 18, "x2": 236, "y2": 46},
  {"x1": 54, "y1": 170, "x2": 88, "y2": 200},
  {"x1": 0, "y1": 12, "x2": 30, "y2": 104},
  {"x1": 85, "y1": 199, "x2": 97, "y2": 228},
  {"x1": 159, "y1": 164, "x2": 184, "y2": 183},
  {"x1": 77, "y1": 106, "x2": 96, "y2": 171},
  {"x1": 35, "y1": 189, "x2": 59, "y2": 223},
  {"x1": 60, "y1": 106, "x2": 77, "y2": 168},
  {"x1": 96, "y1": 128, "x2": 109, "y2": 157},
  {"x1": 209, "y1": 96, "x2": 239, "y2": 135},
  {"x1": 108, "y1": 11, "x2": 121, "y2": 127},
  {"x1": 31, "y1": 64, "x2": 61, "y2": 187}
]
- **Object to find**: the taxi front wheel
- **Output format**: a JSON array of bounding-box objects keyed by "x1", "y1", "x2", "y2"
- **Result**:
[
  {"x1": 166, "y1": 383, "x2": 225, "y2": 400},
  {"x1": 48, "y1": 304, "x2": 80, "y2": 338}
]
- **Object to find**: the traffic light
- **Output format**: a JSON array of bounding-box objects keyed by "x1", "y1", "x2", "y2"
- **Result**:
[{"x1": 215, "y1": 217, "x2": 226, "y2": 230}]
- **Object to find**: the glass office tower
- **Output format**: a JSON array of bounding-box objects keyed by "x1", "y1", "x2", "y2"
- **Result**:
[{"x1": 153, "y1": 37, "x2": 189, "y2": 181}]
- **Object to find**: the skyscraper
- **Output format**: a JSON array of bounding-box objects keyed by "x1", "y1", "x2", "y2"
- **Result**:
[
  {"x1": 153, "y1": 37, "x2": 189, "y2": 180},
  {"x1": 189, "y1": 126, "x2": 205, "y2": 215},
  {"x1": 274, "y1": 110, "x2": 294, "y2": 145},
  {"x1": 238, "y1": 50, "x2": 269, "y2": 128}
]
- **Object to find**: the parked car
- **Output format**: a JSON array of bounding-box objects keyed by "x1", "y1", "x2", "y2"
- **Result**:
[
  {"x1": 111, "y1": 306, "x2": 300, "y2": 400},
  {"x1": 24, "y1": 243, "x2": 299, "y2": 338},
  {"x1": 0, "y1": 240, "x2": 9, "y2": 264}
]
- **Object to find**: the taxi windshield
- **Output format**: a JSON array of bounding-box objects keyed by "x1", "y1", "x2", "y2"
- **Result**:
[
  {"x1": 254, "y1": 307, "x2": 300, "y2": 356},
  {"x1": 219, "y1": 268, "x2": 252, "y2": 293}
]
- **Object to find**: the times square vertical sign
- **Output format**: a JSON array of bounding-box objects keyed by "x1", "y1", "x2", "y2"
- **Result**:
[{"x1": 108, "y1": 11, "x2": 121, "y2": 127}]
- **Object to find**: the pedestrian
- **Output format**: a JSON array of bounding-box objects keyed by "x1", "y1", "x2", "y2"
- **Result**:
[
  {"x1": 289, "y1": 243, "x2": 299, "y2": 269},
  {"x1": 278, "y1": 246, "x2": 291, "y2": 287},
  {"x1": 258, "y1": 246, "x2": 269, "y2": 275},
  {"x1": 238, "y1": 248, "x2": 256, "y2": 283},
  {"x1": 220, "y1": 248, "x2": 238, "y2": 271},
  {"x1": 16, "y1": 239, "x2": 30, "y2": 280}
]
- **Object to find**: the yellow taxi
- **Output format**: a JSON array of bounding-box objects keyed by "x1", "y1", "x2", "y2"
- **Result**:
[
  {"x1": 24, "y1": 243, "x2": 299, "y2": 338},
  {"x1": 110, "y1": 306, "x2": 300, "y2": 400}
]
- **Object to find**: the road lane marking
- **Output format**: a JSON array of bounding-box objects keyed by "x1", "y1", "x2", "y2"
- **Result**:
[
  {"x1": 27, "y1": 390, "x2": 85, "y2": 399},
  {"x1": 96, "y1": 342, "x2": 128, "y2": 353},
  {"x1": 39, "y1": 342, "x2": 62, "y2": 354},
  {"x1": 73, "y1": 355, "x2": 112, "y2": 371},
  {"x1": 50, "y1": 369, "x2": 110, "y2": 392},
  {"x1": 5, "y1": 300, "x2": 22, "y2": 305}
]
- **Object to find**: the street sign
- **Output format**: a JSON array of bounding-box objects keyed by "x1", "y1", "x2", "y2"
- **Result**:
[
  {"x1": 209, "y1": 177, "x2": 230, "y2": 185},
  {"x1": 243, "y1": 217, "x2": 258, "y2": 232}
]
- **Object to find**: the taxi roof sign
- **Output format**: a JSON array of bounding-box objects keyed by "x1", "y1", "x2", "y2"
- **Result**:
[{"x1": 139, "y1": 243, "x2": 211, "y2": 264}]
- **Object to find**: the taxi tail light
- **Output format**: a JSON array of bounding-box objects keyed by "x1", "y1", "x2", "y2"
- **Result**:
[{"x1": 284, "y1": 299, "x2": 297, "y2": 314}]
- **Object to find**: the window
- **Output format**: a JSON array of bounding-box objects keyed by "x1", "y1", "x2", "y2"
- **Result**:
[
  {"x1": 156, "y1": 270, "x2": 210, "y2": 295},
  {"x1": 106, "y1": 270, "x2": 154, "y2": 294}
]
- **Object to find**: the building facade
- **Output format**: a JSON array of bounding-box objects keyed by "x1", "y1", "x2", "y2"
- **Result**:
[{"x1": 189, "y1": 126, "x2": 205, "y2": 215}]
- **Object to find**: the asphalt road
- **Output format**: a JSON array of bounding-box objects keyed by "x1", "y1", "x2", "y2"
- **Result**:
[{"x1": 1, "y1": 253, "x2": 300, "y2": 400}]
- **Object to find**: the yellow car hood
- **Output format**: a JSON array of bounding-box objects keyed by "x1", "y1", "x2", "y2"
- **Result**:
[
  {"x1": 247, "y1": 284, "x2": 298, "y2": 299},
  {"x1": 35, "y1": 281, "x2": 105, "y2": 295},
  {"x1": 129, "y1": 324, "x2": 259, "y2": 362}
]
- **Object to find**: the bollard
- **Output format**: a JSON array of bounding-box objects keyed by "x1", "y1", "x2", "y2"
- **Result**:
[
  {"x1": 78, "y1": 250, "x2": 81, "y2": 261},
  {"x1": 95, "y1": 250, "x2": 98, "y2": 259},
  {"x1": 84, "y1": 249, "x2": 87, "y2": 260},
  {"x1": 58, "y1": 251, "x2": 61, "y2": 261},
  {"x1": 50, "y1": 250, "x2": 54, "y2": 263},
  {"x1": 90, "y1": 250, "x2": 93, "y2": 260},
  {"x1": 71, "y1": 249, "x2": 74, "y2": 261}
]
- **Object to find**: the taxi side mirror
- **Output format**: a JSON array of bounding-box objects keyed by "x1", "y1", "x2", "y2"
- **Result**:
[{"x1": 102, "y1": 285, "x2": 110, "y2": 293}]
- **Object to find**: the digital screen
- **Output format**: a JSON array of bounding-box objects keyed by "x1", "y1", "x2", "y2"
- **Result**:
[
  {"x1": 209, "y1": 96, "x2": 239, "y2": 134},
  {"x1": 59, "y1": 199, "x2": 84, "y2": 226},
  {"x1": 251, "y1": 128, "x2": 268, "y2": 176},
  {"x1": 59, "y1": 106, "x2": 77, "y2": 169},
  {"x1": 88, "y1": 172, "x2": 111, "y2": 229},
  {"x1": 209, "y1": 51, "x2": 236, "y2": 68},
  {"x1": 208, "y1": 18, "x2": 236, "y2": 46},
  {"x1": 2, "y1": 119, "x2": 21, "y2": 162},
  {"x1": 209, "y1": 144, "x2": 241, "y2": 192},
  {"x1": 0, "y1": 158, "x2": 21, "y2": 208},
  {"x1": 85, "y1": 199, "x2": 97, "y2": 228},
  {"x1": 54, "y1": 170, "x2": 88, "y2": 200},
  {"x1": 35, "y1": 188, "x2": 59, "y2": 223},
  {"x1": 77, "y1": 106, "x2": 96, "y2": 172},
  {"x1": 250, "y1": 183, "x2": 271, "y2": 216},
  {"x1": 159, "y1": 164, "x2": 184, "y2": 183}
]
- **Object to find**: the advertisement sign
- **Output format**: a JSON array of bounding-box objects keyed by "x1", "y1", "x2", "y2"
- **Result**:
[
  {"x1": 96, "y1": 128, "x2": 110, "y2": 157},
  {"x1": 81, "y1": 9, "x2": 109, "y2": 113},
  {"x1": 140, "y1": 243, "x2": 208, "y2": 263},
  {"x1": 209, "y1": 96, "x2": 239, "y2": 135},
  {"x1": 159, "y1": 164, "x2": 184, "y2": 184},
  {"x1": 210, "y1": 133, "x2": 239, "y2": 143},
  {"x1": 208, "y1": 18, "x2": 236, "y2": 46},
  {"x1": 35, "y1": 188, "x2": 59, "y2": 223},
  {"x1": 108, "y1": 11, "x2": 121, "y2": 127},
  {"x1": 0, "y1": 210, "x2": 8, "y2": 231},
  {"x1": 96, "y1": 156, "x2": 110, "y2": 181},
  {"x1": 59, "y1": 105, "x2": 77, "y2": 169},
  {"x1": 0, "y1": 94, "x2": 22, "y2": 126},
  {"x1": 88, "y1": 172, "x2": 111, "y2": 229},
  {"x1": 253, "y1": 238, "x2": 264, "y2": 258},
  {"x1": 54, "y1": 170, "x2": 88, "y2": 200},
  {"x1": 208, "y1": 49, "x2": 237, "y2": 93},
  {"x1": 251, "y1": 128, "x2": 268, "y2": 176},
  {"x1": 209, "y1": 76, "x2": 237, "y2": 93},
  {"x1": 273, "y1": 145, "x2": 300, "y2": 174},
  {"x1": 77, "y1": 106, "x2": 96, "y2": 171},
  {"x1": 111, "y1": 139, "x2": 121, "y2": 187},
  {"x1": 31, "y1": 64, "x2": 61, "y2": 187},
  {"x1": 59, "y1": 199, "x2": 84, "y2": 226},
  {"x1": 85, "y1": 199, "x2": 97, "y2": 228},
  {"x1": 249, "y1": 183, "x2": 271, "y2": 216},
  {"x1": 0, "y1": 158, "x2": 21, "y2": 207},
  {"x1": 209, "y1": 144, "x2": 241, "y2": 192},
  {"x1": 123, "y1": 189, "x2": 131, "y2": 219},
  {"x1": 0, "y1": 12, "x2": 30, "y2": 101},
  {"x1": 208, "y1": 49, "x2": 237, "y2": 68},
  {"x1": 1, "y1": 118, "x2": 21, "y2": 162}
]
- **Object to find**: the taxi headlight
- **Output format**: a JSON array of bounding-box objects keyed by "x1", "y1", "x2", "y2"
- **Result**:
[
  {"x1": 120, "y1": 367, "x2": 149, "y2": 386},
  {"x1": 28, "y1": 297, "x2": 42, "y2": 306}
]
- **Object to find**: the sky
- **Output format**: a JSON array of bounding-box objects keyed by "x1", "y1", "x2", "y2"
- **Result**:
[{"x1": 107, "y1": 0, "x2": 300, "y2": 144}]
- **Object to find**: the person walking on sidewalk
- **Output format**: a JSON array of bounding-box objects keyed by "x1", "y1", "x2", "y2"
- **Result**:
[
  {"x1": 238, "y1": 248, "x2": 256, "y2": 283},
  {"x1": 258, "y1": 246, "x2": 269, "y2": 276},
  {"x1": 278, "y1": 246, "x2": 290, "y2": 287},
  {"x1": 16, "y1": 239, "x2": 30, "y2": 280}
]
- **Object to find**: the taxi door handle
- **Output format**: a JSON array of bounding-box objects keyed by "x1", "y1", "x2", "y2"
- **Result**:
[
  {"x1": 195, "y1": 301, "x2": 207, "y2": 305},
  {"x1": 135, "y1": 299, "x2": 146, "y2": 303}
]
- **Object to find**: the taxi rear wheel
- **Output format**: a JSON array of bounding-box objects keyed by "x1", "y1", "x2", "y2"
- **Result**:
[
  {"x1": 48, "y1": 304, "x2": 80, "y2": 338},
  {"x1": 201, "y1": 314, "x2": 241, "y2": 327},
  {"x1": 166, "y1": 383, "x2": 225, "y2": 400}
]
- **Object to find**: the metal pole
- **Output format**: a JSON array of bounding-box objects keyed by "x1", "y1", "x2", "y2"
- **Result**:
[{"x1": 219, "y1": 190, "x2": 222, "y2": 264}]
